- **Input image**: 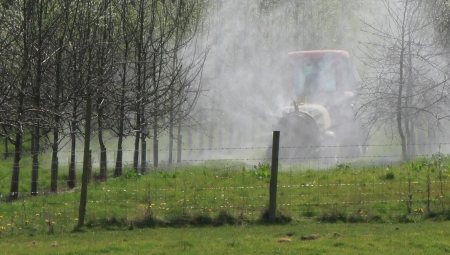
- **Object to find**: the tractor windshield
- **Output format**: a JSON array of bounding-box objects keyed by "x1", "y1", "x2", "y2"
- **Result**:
[{"x1": 294, "y1": 60, "x2": 337, "y2": 95}]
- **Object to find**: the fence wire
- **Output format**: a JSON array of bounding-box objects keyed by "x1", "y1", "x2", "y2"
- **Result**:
[{"x1": 0, "y1": 142, "x2": 449, "y2": 234}]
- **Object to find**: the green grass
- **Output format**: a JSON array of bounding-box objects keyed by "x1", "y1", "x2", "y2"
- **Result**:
[
  {"x1": 0, "y1": 140, "x2": 450, "y2": 253},
  {"x1": 1, "y1": 221, "x2": 450, "y2": 254},
  {"x1": 1, "y1": 155, "x2": 450, "y2": 234}
]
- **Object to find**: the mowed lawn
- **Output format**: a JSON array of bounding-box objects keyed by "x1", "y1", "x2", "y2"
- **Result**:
[{"x1": 1, "y1": 221, "x2": 449, "y2": 255}]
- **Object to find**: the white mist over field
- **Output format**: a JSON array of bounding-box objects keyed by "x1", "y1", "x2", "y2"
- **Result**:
[
  {"x1": 190, "y1": 0, "x2": 450, "y2": 163},
  {"x1": 58, "y1": 0, "x2": 450, "y2": 167},
  {"x1": 188, "y1": 1, "x2": 368, "y2": 162}
]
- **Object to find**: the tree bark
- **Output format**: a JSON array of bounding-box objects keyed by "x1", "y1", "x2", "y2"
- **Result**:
[
  {"x1": 10, "y1": 132, "x2": 22, "y2": 200},
  {"x1": 68, "y1": 102, "x2": 77, "y2": 189},
  {"x1": 78, "y1": 91, "x2": 92, "y2": 227},
  {"x1": 397, "y1": 1, "x2": 408, "y2": 161},
  {"x1": 50, "y1": 124, "x2": 59, "y2": 192}
]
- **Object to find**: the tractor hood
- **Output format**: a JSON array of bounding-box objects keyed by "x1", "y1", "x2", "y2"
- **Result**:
[{"x1": 275, "y1": 104, "x2": 331, "y2": 133}]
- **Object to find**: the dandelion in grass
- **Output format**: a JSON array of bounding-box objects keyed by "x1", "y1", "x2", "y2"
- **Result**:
[
  {"x1": 52, "y1": 222, "x2": 56, "y2": 225},
  {"x1": 64, "y1": 203, "x2": 68, "y2": 206},
  {"x1": 57, "y1": 212, "x2": 62, "y2": 216},
  {"x1": 440, "y1": 195, "x2": 444, "y2": 199},
  {"x1": 6, "y1": 223, "x2": 11, "y2": 227},
  {"x1": 0, "y1": 226, "x2": 5, "y2": 230},
  {"x1": 75, "y1": 218, "x2": 78, "y2": 221},
  {"x1": 0, "y1": 215, "x2": 3, "y2": 219}
]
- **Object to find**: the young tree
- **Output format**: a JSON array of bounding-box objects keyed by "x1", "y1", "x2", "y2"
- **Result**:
[{"x1": 357, "y1": 0, "x2": 450, "y2": 159}]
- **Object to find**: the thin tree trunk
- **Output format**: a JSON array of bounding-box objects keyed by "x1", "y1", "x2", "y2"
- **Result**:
[
  {"x1": 51, "y1": 33, "x2": 65, "y2": 193},
  {"x1": 98, "y1": 126, "x2": 107, "y2": 181},
  {"x1": 397, "y1": 2, "x2": 408, "y2": 161},
  {"x1": 31, "y1": 0, "x2": 47, "y2": 197},
  {"x1": 31, "y1": 122, "x2": 40, "y2": 196},
  {"x1": 50, "y1": 124, "x2": 59, "y2": 192},
  {"x1": 187, "y1": 127, "x2": 192, "y2": 153},
  {"x1": 177, "y1": 121, "x2": 182, "y2": 163},
  {"x1": 153, "y1": 116, "x2": 158, "y2": 168},
  {"x1": 11, "y1": 3, "x2": 28, "y2": 199},
  {"x1": 97, "y1": 103, "x2": 107, "y2": 181},
  {"x1": 68, "y1": 102, "x2": 77, "y2": 189},
  {"x1": 115, "y1": 7, "x2": 129, "y2": 176},
  {"x1": 10, "y1": 132, "x2": 22, "y2": 200},
  {"x1": 78, "y1": 92, "x2": 92, "y2": 227},
  {"x1": 115, "y1": 137, "x2": 123, "y2": 176},
  {"x1": 168, "y1": 108, "x2": 174, "y2": 165},
  {"x1": 141, "y1": 134, "x2": 146, "y2": 174},
  {"x1": 133, "y1": 116, "x2": 141, "y2": 172},
  {"x1": 199, "y1": 112, "x2": 204, "y2": 154}
]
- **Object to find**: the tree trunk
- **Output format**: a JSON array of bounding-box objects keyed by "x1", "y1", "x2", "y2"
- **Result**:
[
  {"x1": 199, "y1": 112, "x2": 204, "y2": 154},
  {"x1": 99, "y1": 133, "x2": 107, "y2": 181},
  {"x1": 50, "y1": 125, "x2": 59, "y2": 192},
  {"x1": 168, "y1": 110, "x2": 174, "y2": 165},
  {"x1": 187, "y1": 127, "x2": 192, "y2": 153},
  {"x1": 68, "y1": 102, "x2": 77, "y2": 189},
  {"x1": 208, "y1": 117, "x2": 214, "y2": 150},
  {"x1": 115, "y1": 20, "x2": 129, "y2": 176},
  {"x1": 133, "y1": 116, "x2": 140, "y2": 172},
  {"x1": 98, "y1": 112, "x2": 107, "y2": 181},
  {"x1": 9, "y1": 132, "x2": 22, "y2": 200},
  {"x1": 115, "y1": 138, "x2": 123, "y2": 177},
  {"x1": 397, "y1": 2, "x2": 408, "y2": 161},
  {"x1": 78, "y1": 92, "x2": 92, "y2": 227},
  {"x1": 140, "y1": 135, "x2": 146, "y2": 174},
  {"x1": 153, "y1": 117, "x2": 158, "y2": 168},
  {"x1": 177, "y1": 122, "x2": 182, "y2": 163}
]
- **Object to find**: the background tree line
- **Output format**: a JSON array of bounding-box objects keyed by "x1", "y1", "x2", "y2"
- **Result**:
[
  {"x1": 0, "y1": 0, "x2": 207, "y2": 202},
  {"x1": 2, "y1": 0, "x2": 450, "y2": 205},
  {"x1": 357, "y1": 0, "x2": 450, "y2": 160}
]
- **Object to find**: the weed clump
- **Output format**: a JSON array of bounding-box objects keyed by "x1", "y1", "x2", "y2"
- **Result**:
[
  {"x1": 259, "y1": 210, "x2": 292, "y2": 224},
  {"x1": 317, "y1": 209, "x2": 347, "y2": 223},
  {"x1": 385, "y1": 171, "x2": 395, "y2": 180}
]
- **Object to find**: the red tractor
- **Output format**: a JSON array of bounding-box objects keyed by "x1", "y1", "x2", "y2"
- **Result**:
[{"x1": 272, "y1": 50, "x2": 363, "y2": 162}]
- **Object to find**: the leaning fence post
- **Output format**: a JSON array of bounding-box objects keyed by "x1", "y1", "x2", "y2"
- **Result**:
[{"x1": 269, "y1": 131, "x2": 280, "y2": 222}]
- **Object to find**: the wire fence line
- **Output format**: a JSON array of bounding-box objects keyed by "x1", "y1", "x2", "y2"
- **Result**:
[
  {"x1": 0, "y1": 142, "x2": 449, "y2": 233},
  {"x1": 3, "y1": 141, "x2": 449, "y2": 165}
]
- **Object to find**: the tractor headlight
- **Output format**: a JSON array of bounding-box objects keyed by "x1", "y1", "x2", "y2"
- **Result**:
[{"x1": 323, "y1": 131, "x2": 335, "y2": 140}]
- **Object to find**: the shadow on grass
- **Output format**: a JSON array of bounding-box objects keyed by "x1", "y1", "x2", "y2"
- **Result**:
[{"x1": 71, "y1": 209, "x2": 450, "y2": 232}]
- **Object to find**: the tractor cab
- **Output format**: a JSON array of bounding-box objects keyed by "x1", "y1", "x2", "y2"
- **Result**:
[
  {"x1": 272, "y1": 50, "x2": 363, "y2": 162},
  {"x1": 287, "y1": 50, "x2": 355, "y2": 112}
]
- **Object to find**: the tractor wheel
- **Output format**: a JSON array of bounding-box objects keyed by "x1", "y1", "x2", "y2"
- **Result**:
[{"x1": 267, "y1": 112, "x2": 321, "y2": 163}]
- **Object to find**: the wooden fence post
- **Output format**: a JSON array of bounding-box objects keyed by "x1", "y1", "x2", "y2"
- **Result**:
[{"x1": 269, "y1": 131, "x2": 280, "y2": 222}]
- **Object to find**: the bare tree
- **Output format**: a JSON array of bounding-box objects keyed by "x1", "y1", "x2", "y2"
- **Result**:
[{"x1": 357, "y1": 0, "x2": 450, "y2": 160}]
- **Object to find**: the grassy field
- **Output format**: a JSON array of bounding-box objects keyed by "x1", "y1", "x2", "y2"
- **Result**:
[
  {"x1": 0, "y1": 156, "x2": 450, "y2": 234},
  {"x1": 1, "y1": 221, "x2": 449, "y2": 254},
  {"x1": 1, "y1": 139, "x2": 450, "y2": 254}
]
